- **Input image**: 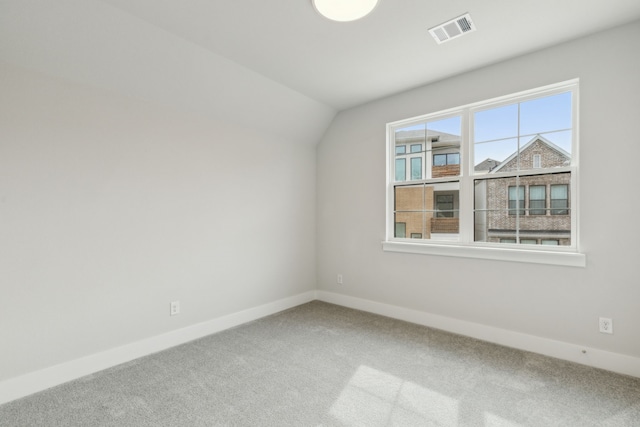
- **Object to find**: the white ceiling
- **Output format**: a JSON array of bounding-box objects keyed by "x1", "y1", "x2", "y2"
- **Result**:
[
  {"x1": 98, "y1": 0, "x2": 640, "y2": 110},
  {"x1": 2, "y1": 0, "x2": 640, "y2": 142}
]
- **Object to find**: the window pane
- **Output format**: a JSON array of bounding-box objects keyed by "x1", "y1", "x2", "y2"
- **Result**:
[
  {"x1": 395, "y1": 158, "x2": 406, "y2": 182},
  {"x1": 529, "y1": 185, "x2": 546, "y2": 215},
  {"x1": 410, "y1": 144, "x2": 422, "y2": 153},
  {"x1": 395, "y1": 185, "x2": 425, "y2": 240},
  {"x1": 541, "y1": 239, "x2": 559, "y2": 245},
  {"x1": 395, "y1": 124, "x2": 425, "y2": 182},
  {"x1": 474, "y1": 104, "x2": 518, "y2": 144},
  {"x1": 508, "y1": 186, "x2": 525, "y2": 215},
  {"x1": 551, "y1": 184, "x2": 568, "y2": 199},
  {"x1": 394, "y1": 182, "x2": 459, "y2": 241},
  {"x1": 520, "y1": 92, "x2": 572, "y2": 140},
  {"x1": 435, "y1": 194, "x2": 454, "y2": 218},
  {"x1": 551, "y1": 184, "x2": 569, "y2": 215},
  {"x1": 474, "y1": 173, "x2": 571, "y2": 245},
  {"x1": 428, "y1": 116, "x2": 462, "y2": 179},
  {"x1": 433, "y1": 152, "x2": 460, "y2": 167},
  {"x1": 474, "y1": 138, "x2": 518, "y2": 173},
  {"x1": 433, "y1": 154, "x2": 446, "y2": 166},
  {"x1": 428, "y1": 116, "x2": 461, "y2": 137},
  {"x1": 474, "y1": 92, "x2": 573, "y2": 174},
  {"x1": 551, "y1": 200, "x2": 568, "y2": 215},
  {"x1": 529, "y1": 185, "x2": 545, "y2": 199},
  {"x1": 410, "y1": 157, "x2": 422, "y2": 180},
  {"x1": 533, "y1": 154, "x2": 541, "y2": 169}
]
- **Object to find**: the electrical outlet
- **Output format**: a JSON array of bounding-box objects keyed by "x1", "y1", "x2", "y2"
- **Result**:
[
  {"x1": 599, "y1": 317, "x2": 613, "y2": 334},
  {"x1": 337, "y1": 274, "x2": 343, "y2": 285},
  {"x1": 170, "y1": 301, "x2": 180, "y2": 316}
]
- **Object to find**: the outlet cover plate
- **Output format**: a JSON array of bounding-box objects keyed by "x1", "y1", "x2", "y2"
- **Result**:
[
  {"x1": 599, "y1": 317, "x2": 613, "y2": 334},
  {"x1": 170, "y1": 301, "x2": 180, "y2": 316}
]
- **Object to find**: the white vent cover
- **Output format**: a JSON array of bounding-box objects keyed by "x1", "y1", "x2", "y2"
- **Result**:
[{"x1": 429, "y1": 13, "x2": 476, "y2": 44}]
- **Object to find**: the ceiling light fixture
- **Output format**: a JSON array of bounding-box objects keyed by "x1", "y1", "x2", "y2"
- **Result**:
[{"x1": 312, "y1": 0, "x2": 379, "y2": 22}]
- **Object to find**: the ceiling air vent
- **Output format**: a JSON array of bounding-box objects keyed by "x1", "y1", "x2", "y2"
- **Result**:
[{"x1": 429, "y1": 13, "x2": 476, "y2": 45}]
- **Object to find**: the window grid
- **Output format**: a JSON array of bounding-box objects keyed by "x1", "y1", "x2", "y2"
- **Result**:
[{"x1": 387, "y1": 80, "x2": 578, "y2": 254}]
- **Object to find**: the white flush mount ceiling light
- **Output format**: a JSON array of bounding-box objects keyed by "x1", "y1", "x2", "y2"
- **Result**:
[{"x1": 313, "y1": 0, "x2": 379, "y2": 22}]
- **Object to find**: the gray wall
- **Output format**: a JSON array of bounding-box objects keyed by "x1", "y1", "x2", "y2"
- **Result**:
[
  {"x1": 317, "y1": 20, "x2": 640, "y2": 358},
  {"x1": 0, "y1": 62, "x2": 317, "y2": 382}
]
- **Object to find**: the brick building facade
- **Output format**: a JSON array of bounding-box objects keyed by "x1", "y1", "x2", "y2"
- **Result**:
[
  {"x1": 475, "y1": 136, "x2": 571, "y2": 245},
  {"x1": 394, "y1": 133, "x2": 571, "y2": 246}
]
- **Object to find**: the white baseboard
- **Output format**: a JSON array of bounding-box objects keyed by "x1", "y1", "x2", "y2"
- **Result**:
[
  {"x1": 3, "y1": 289, "x2": 638, "y2": 406},
  {"x1": 316, "y1": 291, "x2": 640, "y2": 379},
  {"x1": 0, "y1": 291, "x2": 317, "y2": 405}
]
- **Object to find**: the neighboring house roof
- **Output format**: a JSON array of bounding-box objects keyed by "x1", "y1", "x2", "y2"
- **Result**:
[
  {"x1": 474, "y1": 158, "x2": 501, "y2": 172},
  {"x1": 395, "y1": 129, "x2": 460, "y2": 144},
  {"x1": 490, "y1": 134, "x2": 570, "y2": 173}
]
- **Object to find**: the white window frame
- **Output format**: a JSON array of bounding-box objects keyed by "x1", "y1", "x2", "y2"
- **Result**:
[{"x1": 383, "y1": 79, "x2": 585, "y2": 267}]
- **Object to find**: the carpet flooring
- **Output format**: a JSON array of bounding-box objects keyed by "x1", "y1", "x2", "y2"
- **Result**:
[{"x1": 1, "y1": 301, "x2": 639, "y2": 426}]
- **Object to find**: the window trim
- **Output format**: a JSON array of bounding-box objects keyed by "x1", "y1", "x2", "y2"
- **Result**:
[
  {"x1": 384, "y1": 79, "x2": 584, "y2": 267},
  {"x1": 382, "y1": 240, "x2": 585, "y2": 267}
]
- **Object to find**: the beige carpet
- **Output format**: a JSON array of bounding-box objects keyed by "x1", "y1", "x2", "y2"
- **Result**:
[{"x1": 1, "y1": 301, "x2": 639, "y2": 426}]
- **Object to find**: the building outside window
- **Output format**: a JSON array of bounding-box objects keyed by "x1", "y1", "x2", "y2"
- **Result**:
[
  {"x1": 551, "y1": 184, "x2": 569, "y2": 215},
  {"x1": 508, "y1": 186, "x2": 525, "y2": 216},
  {"x1": 387, "y1": 80, "x2": 579, "y2": 263},
  {"x1": 533, "y1": 154, "x2": 542, "y2": 168},
  {"x1": 411, "y1": 157, "x2": 422, "y2": 180},
  {"x1": 529, "y1": 185, "x2": 546, "y2": 215}
]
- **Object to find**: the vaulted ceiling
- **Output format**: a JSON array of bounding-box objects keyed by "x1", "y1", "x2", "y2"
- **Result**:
[
  {"x1": 100, "y1": 0, "x2": 640, "y2": 109},
  {"x1": 2, "y1": 1, "x2": 640, "y2": 142}
]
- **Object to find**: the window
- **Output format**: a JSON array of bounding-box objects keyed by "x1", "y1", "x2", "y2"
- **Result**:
[
  {"x1": 396, "y1": 146, "x2": 406, "y2": 155},
  {"x1": 410, "y1": 144, "x2": 422, "y2": 153},
  {"x1": 410, "y1": 157, "x2": 422, "y2": 180},
  {"x1": 395, "y1": 158, "x2": 406, "y2": 182},
  {"x1": 435, "y1": 194, "x2": 454, "y2": 218},
  {"x1": 551, "y1": 184, "x2": 569, "y2": 215},
  {"x1": 395, "y1": 222, "x2": 406, "y2": 238},
  {"x1": 433, "y1": 153, "x2": 460, "y2": 166},
  {"x1": 529, "y1": 185, "x2": 546, "y2": 215},
  {"x1": 385, "y1": 80, "x2": 583, "y2": 266},
  {"x1": 508, "y1": 186, "x2": 525, "y2": 216},
  {"x1": 533, "y1": 154, "x2": 542, "y2": 168}
]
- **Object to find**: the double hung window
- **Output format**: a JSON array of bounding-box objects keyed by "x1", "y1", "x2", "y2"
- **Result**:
[{"x1": 385, "y1": 80, "x2": 583, "y2": 266}]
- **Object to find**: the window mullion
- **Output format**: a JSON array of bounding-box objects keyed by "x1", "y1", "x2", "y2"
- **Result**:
[{"x1": 459, "y1": 109, "x2": 474, "y2": 244}]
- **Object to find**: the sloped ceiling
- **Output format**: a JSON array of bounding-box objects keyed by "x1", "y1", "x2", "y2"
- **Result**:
[{"x1": 2, "y1": 0, "x2": 640, "y2": 142}]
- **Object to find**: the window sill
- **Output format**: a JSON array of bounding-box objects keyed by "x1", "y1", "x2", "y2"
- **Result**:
[{"x1": 382, "y1": 241, "x2": 586, "y2": 267}]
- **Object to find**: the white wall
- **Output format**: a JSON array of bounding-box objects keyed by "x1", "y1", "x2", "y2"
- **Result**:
[
  {"x1": 0, "y1": 61, "x2": 317, "y2": 383},
  {"x1": 317, "y1": 20, "x2": 640, "y2": 360}
]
